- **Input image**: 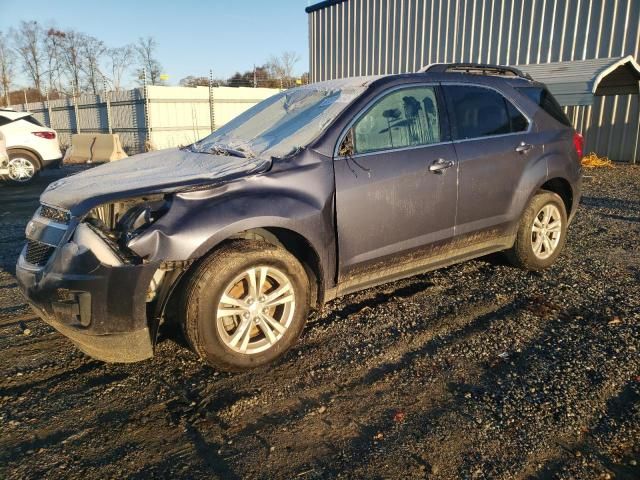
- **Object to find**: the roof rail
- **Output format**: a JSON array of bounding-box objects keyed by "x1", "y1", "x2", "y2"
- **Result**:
[{"x1": 419, "y1": 63, "x2": 533, "y2": 80}]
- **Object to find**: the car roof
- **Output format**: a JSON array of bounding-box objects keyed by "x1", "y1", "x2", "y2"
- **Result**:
[{"x1": 368, "y1": 70, "x2": 536, "y2": 88}]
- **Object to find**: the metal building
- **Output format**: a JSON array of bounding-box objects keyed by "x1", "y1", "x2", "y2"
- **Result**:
[{"x1": 306, "y1": 0, "x2": 640, "y2": 163}]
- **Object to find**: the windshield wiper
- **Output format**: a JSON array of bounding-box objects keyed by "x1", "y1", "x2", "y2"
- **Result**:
[{"x1": 208, "y1": 143, "x2": 255, "y2": 159}]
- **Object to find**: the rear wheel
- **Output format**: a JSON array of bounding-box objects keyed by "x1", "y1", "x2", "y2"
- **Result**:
[
  {"x1": 180, "y1": 240, "x2": 310, "y2": 371},
  {"x1": 506, "y1": 191, "x2": 568, "y2": 270},
  {"x1": 4, "y1": 150, "x2": 40, "y2": 184}
]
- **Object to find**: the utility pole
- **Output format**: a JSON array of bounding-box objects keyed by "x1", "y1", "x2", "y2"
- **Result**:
[
  {"x1": 23, "y1": 89, "x2": 27, "y2": 106},
  {"x1": 253, "y1": 64, "x2": 257, "y2": 88}
]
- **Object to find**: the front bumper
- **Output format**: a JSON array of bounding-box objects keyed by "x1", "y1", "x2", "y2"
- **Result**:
[{"x1": 16, "y1": 240, "x2": 158, "y2": 363}]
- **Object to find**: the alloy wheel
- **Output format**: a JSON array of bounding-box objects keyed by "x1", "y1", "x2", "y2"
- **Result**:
[
  {"x1": 216, "y1": 266, "x2": 296, "y2": 354},
  {"x1": 531, "y1": 203, "x2": 562, "y2": 260},
  {"x1": 8, "y1": 157, "x2": 36, "y2": 182}
]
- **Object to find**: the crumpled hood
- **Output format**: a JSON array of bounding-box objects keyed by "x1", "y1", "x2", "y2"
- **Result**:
[{"x1": 41, "y1": 148, "x2": 271, "y2": 214}]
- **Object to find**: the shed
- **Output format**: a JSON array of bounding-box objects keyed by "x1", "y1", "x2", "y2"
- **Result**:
[{"x1": 517, "y1": 56, "x2": 640, "y2": 107}]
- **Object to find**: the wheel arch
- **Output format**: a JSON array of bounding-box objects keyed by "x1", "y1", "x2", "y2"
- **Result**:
[
  {"x1": 226, "y1": 227, "x2": 325, "y2": 309},
  {"x1": 157, "y1": 226, "x2": 326, "y2": 329},
  {"x1": 539, "y1": 177, "x2": 573, "y2": 216},
  {"x1": 7, "y1": 146, "x2": 43, "y2": 168}
]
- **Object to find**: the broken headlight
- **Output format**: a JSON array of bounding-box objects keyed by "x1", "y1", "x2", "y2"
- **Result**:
[{"x1": 84, "y1": 194, "x2": 171, "y2": 250}]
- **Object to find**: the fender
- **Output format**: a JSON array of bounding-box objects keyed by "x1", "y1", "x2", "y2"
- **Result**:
[
  {"x1": 6, "y1": 146, "x2": 43, "y2": 166},
  {"x1": 128, "y1": 153, "x2": 337, "y2": 290}
]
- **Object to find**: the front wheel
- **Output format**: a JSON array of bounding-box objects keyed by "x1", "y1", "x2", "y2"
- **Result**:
[
  {"x1": 180, "y1": 240, "x2": 310, "y2": 371},
  {"x1": 506, "y1": 191, "x2": 568, "y2": 270}
]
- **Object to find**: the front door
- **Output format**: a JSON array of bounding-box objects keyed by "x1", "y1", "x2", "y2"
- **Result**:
[{"x1": 334, "y1": 85, "x2": 458, "y2": 288}]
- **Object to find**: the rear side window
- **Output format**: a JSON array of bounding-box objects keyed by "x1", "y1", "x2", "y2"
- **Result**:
[
  {"x1": 516, "y1": 86, "x2": 572, "y2": 126},
  {"x1": 443, "y1": 85, "x2": 528, "y2": 140},
  {"x1": 23, "y1": 115, "x2": 44, "y2": 127},
  {"x1": 353, "y1": 86, "x2": 441, "y2": 154},
  {"x1": 0, "y1": 115, "x2": 12, "y2": 127}
]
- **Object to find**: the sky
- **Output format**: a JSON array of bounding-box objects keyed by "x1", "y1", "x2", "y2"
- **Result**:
[{"x1": 0, "y1": 0, "x2": 313, "y2": 87}]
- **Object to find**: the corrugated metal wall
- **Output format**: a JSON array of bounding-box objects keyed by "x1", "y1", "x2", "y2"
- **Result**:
[
  {"x1": 18, "y1": 89, "x2": 147, "y2": 153},
  {"x1": 14, "y1": 86, "x2": 279, "y2": 154},
  {"x1": 308, "y1": 0, "x2": 640, "y2": 162}
]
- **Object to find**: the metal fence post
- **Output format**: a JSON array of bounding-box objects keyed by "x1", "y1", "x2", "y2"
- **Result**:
[
  {"x1": 142, "y1": 68, "x2": 151, "y2": 151},
  {"x1": 104, "y1": 80, "x2": 112, "y2": 134},
  {"x1": 44, "y1": 89, "x2": 52, "y2": 128},
  {"x1": 209, "y1": 69, "x2": 215, "y2": 133},
  {"x1": 73, "y1": 85, "x2": 81, "y2": 134}
]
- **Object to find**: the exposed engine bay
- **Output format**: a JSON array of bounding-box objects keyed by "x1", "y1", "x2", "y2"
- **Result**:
[{"x1": 82, "y1": 194, "x2": 171, "y2": 264}]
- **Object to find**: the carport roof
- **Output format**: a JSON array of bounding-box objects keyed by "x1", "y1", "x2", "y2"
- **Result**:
[{"x1": 516, "y1": 56, "x2": 640, "y2": 106}]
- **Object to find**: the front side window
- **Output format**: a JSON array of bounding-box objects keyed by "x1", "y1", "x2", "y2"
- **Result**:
[
  {"x1": 353, "y1": 86, "x2": 441, "y2": 154},
  {"x1": 444, "y1": 85, "x2": 528, "y2": 140}
]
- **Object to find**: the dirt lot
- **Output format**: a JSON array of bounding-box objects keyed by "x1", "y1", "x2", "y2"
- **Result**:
[{"x1": 0, "y1": 166, "x2": 638, "y2": 479}]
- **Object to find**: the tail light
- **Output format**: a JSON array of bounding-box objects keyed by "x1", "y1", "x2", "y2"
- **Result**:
[
  {"x1": 32, "y1": 131, "x2": 56, "y2": 140},
  {"x1": 573, "y1": 131, "x2": 584, "y2": 159}
]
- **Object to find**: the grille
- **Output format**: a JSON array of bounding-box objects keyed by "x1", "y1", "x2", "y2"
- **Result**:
[
  {"x1": 25, "y1": 240, "x2": 55, "y2": 267},
  {"x1": 40, "y1": 205, "x2": 70, "y2": 224}
]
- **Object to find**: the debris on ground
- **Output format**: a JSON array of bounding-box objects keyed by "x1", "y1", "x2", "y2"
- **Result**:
[{"x1": 0, "y1": 166, "x2": 639, "y2": 479}]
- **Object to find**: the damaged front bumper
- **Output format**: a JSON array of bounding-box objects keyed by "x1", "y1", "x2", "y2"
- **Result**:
[{"x1": 16, "y1": 209, "x2": 159, "y2": 363}]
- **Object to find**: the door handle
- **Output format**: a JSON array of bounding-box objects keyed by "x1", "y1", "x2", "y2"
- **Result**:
[
  {"x1": 515, "y1": 142, "x2": 533, "y2": 153},
  {"x1": 429, "y1": 158, "x2": 454, "y2": 174}
]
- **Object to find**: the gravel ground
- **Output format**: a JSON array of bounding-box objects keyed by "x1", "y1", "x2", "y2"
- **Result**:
[{"x1": 0, "y1": 165, "x2": 638, "y2": 479}]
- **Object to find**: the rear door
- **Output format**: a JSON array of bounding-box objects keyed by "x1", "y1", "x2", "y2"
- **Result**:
[
  {"x1": 442, "y1": 84, "x2": 541, "y2": 239},
  {"x1": 334, "y1": 84, "x2": 458, "y2": 286}
]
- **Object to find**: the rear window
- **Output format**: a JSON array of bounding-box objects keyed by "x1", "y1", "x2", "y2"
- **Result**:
[
  {"x1": 516, "y1": 86, "x2": 572, "y2": 126},
  {"x1": 443, "y1": 85, "x2": 529, "y2": 140}
]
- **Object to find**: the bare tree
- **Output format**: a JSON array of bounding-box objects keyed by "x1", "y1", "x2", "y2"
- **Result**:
[
  {"x1": 13, "y1": 20, "x2": 45, "y2": 92},
  {"x1": 59, "y1": 29, "x2": 83, "y2": 93},
  {"x1": 81, "y1": 35, "x2": 107, "y2": 94},
  {"x1": 135, "y1": 36, "x2": 163, "y2": 85},
  {"x1": 45, "y1": 27, "x2": 65, "y2": 93},
  {"x1": 179, "y1": 75, "x2": 209, "y2": 87},
  {"x1": 267, "y1": 51, "x2": 301, "y2": 88},
  {"x1": 107, "y1": 45, "x2": 133, "y2": 91},
  {"x1": 0, "y1": 31, "x2": 15, "y2": 106}
]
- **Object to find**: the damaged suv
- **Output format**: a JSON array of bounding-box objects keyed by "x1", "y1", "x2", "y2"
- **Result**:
[{"x1": 17, "y1": 64, "x2": 582, "y2": 371}]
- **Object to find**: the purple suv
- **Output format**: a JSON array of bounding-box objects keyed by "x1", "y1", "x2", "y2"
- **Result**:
[{"x1": 17, "y1": 63, "x2": 582, "y2": 371}]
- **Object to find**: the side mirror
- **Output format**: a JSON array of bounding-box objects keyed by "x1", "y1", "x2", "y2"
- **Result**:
[{"x1": 338, "y1": 129, "x2": 355, "y2": 157}]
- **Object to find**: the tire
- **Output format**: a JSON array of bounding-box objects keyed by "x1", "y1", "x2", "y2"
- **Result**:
[
  {"x1": 505, "y1": 191, "x2": 568, "y2": 271},
  {"x1": 180, "y1": 240, "x2": 310, "y2": 371},
  {"x1": 3, "y1": 150, "x2": 40, "y2": 185}
]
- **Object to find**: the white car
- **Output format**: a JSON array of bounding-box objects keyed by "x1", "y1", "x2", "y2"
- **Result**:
[
  {"x1": 0, "y1": 108, "x2": 62, "y2": 184},
  {"x1": 0, "y1": 131, "x2": 8, "y2": 175}
]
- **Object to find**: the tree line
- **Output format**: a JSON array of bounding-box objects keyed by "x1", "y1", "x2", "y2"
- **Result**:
[
  {"x1": 0, "y1": 20, "x2": 307, "y2": 107},
  {"x1": 0, "y1": 20, "x2": 164, "y2": 106},
  {"x1": 179, "y1": 51, "x2": 306, "y2": 89}
]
